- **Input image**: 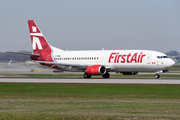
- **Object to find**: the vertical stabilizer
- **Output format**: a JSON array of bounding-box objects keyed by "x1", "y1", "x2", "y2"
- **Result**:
[{"x1": 28, "y1": 20, "x2": 52, "y2": 54}]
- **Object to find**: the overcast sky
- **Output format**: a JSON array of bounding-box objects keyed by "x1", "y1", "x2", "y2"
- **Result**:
[{"x1": 0, "y1": 0, "x2": 180, "y2": 53}]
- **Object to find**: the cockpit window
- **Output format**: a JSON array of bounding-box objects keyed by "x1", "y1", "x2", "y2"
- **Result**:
[{"x1": 157, "y1": 56, "x2": 168, "y2": 59}]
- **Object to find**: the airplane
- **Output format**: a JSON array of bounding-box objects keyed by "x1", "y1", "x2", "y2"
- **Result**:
[
  {"x1": 8, "y1": 60, "x2": 12, "y2": 66},
  {"x1": 6, "y1": 20, "x2": 175, "y2": 79}
]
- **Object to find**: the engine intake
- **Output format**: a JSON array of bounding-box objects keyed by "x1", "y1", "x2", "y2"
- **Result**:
[{"x1": 86, "y1": 65, "x2": 106, "y2": 75}]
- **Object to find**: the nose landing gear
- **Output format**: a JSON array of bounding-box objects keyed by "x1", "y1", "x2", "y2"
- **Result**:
[{"x1": 155, "y1": 74, "x2": 160, "y2": 79}]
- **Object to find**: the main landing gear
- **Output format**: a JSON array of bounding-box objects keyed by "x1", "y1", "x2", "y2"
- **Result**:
[
  {"x1": 83, "y1": 72, "x2": 110, "y2": 78},
  {"x1": 155, "y1": 74, "x2": 160, "y2": 79},
  {"x1": 102, "y1": 72, "x2": 110, "y2": 78},
  {"x1": 84, "y1": 73, "x2": 91, "y2": 78}
]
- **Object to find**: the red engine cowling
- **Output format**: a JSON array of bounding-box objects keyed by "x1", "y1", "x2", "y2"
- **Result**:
[
  {"x1": 121, "y1": 72, "x2": 139, "y2": 75},
  {"x1": 86, "y1": 65, "x2": 106, "y2": 75}
]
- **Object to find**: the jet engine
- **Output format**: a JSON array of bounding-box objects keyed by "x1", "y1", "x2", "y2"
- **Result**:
[{"x1": 86, "y1": 65, "x2": 106, "y2": 75}]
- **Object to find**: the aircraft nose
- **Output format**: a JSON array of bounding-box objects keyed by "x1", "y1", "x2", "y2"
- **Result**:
[{"x1": 168, "y1": 59, "x2": 175, "y2": 68}]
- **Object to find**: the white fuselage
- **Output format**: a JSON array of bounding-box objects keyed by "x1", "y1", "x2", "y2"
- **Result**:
[{"x1": 52, "y1": 49, "x2": 175, "y2": 72}]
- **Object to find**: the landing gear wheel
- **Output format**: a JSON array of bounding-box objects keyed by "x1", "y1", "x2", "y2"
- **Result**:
[
  {"x1": 102, "y1": 72, "x2": 110, "y2": 78},
  {"x1": 155, "y1": 74, "x2": 160, "y2": 79},
  {"x1": 84, "y1": 73, "x2": 91, "y2": 78}
]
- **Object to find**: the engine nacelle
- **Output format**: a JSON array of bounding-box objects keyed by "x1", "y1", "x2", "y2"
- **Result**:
[
  {"x1": 86, "y1": 65, "x2": 106, "y2": 75},
  {"x1": 121, "y1": 72, "x2": 139, "y2": 75}
]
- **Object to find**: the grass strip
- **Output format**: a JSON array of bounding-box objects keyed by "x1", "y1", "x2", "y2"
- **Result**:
[
  {"x1": 0, "y1": 83, "x2": 180, "y2": 101},
  {"x1": 1, "y1": 83, "x2": 180, "y2": 119},
  {"x1": 0, "y1": 101, "x2": 180, "y2": 119}
]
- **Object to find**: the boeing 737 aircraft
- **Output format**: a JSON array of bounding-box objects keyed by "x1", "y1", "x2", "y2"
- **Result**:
[{"x1": 7, "y1": 20, "x2": 175, "y2": 78}]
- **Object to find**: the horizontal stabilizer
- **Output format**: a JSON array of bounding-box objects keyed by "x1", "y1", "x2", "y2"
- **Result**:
[{"x1": 5, "y1": 51, "x2": 40, "y2": 57}]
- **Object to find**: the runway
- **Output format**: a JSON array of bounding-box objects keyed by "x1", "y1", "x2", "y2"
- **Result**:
[{"x1": 1, "y1": 78, "x2": 180, "y2": 84}]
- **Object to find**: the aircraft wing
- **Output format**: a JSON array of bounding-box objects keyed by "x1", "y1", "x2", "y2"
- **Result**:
[
  {"x1": 36, "y1": 61, "x2": 111, "y2": 70},
  {"x1": 36, "y1": 61, "x2": 87, "y2": 70},
  {"x1": 5, "y1": 51, "x2": 39, "y2": 57}
]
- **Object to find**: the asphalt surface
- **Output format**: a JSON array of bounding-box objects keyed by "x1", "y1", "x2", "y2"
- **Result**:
[{"x1": 1, "y1": 78, "x2": 180, "y2": 84}]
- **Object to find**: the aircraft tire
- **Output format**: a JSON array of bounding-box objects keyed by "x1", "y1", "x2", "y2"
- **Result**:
[
  {"x1": 84, "y1": 73, "x2": 91, "y2": 78},
  {"x1": 155, "y1": 74, "x2": 160, "y2": 79},
  {"x1": 102, "y1": 72, "x2": 110, "y2": 78}
]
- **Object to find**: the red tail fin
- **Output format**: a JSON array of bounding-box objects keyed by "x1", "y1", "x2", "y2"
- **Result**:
[{"x1": 28, "y1": 20, "x2": 52, "y2": 54}]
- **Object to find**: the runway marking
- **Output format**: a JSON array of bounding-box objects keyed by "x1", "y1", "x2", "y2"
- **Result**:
[{"x1": 0, "y1": 99, "x2": 180, "y2": 104}]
